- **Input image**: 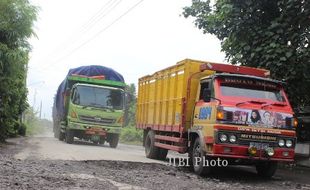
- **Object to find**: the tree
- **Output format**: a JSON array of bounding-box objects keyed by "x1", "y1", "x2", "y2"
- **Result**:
[
  {"x1": 126, "y1": 83, "x2": 137, "y2": 126},
  {"x1": 183, "y1": 0, "x2": 310, "y2": 108},
  {"x1": 0, "y1": 0, "x2": 37, "y2": 141}
]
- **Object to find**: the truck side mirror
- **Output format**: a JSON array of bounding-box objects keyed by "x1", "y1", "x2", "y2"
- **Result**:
[{"x1": 202, "y1": 88, "x2": 211, "y2": 102}]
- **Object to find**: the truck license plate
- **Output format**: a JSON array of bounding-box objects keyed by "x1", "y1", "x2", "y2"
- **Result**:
[{"x1": 250, "y1": 142, "x2": 269, "y2": 150}]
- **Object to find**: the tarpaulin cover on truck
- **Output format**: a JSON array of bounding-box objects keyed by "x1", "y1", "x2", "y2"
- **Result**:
[{"x1": 53, "y1": 65, "x2": 124, "y2": 120}]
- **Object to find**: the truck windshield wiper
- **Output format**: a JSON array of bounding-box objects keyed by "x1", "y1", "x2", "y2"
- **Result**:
[
  {"x1": 261, "y1": 102, "x2": 287, "y2": 109},
  {"x1": 236, "y1": 100, "x2": 267, "y2": 107},
  {"x1": 100, "y1": 106, "x2": 115, "y2": 112},
  {"x1": 93, "y1": 104, "x2": 115, "y2": 112},
  {"x1": 84, "y1": 103, "x2": 115, "y2": 112}
]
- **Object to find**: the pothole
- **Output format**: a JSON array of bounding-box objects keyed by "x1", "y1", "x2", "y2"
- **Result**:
[{"x1": 68, "y1": 173, "x2": 146, "y2": 190}]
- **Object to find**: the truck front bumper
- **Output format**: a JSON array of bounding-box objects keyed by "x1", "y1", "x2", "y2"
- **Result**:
[
  {"x1": 208, "y1": 144, "x2": 295, "y2": 162},
  {"x1": 67, "y1": 121, "x2": 121, "y2": 134}
]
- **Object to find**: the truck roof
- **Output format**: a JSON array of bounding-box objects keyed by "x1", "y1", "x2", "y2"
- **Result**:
[
  {"x1": 190, "y1": 59, "x2": 270, "y2": 78},
  {"x1": 68, "y1": 75, "x2": 126, "y2": 88},
  {"x1": 139, "y1": 59, "x2": 270, "y2": 81}
]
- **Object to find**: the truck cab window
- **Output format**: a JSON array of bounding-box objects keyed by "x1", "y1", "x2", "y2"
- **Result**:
[
  {"x1": 71, "y1": 88, "x2": 80, "y2": 105},
  {"x1": 199, "y1": 81, "x2": 212, "y2": 102}
]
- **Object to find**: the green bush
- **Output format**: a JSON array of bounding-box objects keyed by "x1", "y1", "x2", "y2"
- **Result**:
[
  {"x1": 120, "y1": 126, "x2": 143, "y2": 143},
  {"x1": 6, "y1": 121, "x2": 26, "y2": 137},
  {"x1": 25, "y1": 119, "x2": 46, "y2": 136},
  {"x1": 0, "y1": 0, "x2": 37, "y2": 142}
]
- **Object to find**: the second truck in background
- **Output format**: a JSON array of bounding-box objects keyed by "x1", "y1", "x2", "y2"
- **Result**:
[{"x1": 53, "y1": 65, "x2": 129, "y2": 148}]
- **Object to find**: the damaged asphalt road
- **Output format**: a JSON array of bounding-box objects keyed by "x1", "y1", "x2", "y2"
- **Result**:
[{"x1": 1, "y1": 137, "x2": 310, "y2": 190}]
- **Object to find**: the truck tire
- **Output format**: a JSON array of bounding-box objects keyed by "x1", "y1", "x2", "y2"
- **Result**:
[
  {"x1": 99, "y1": 137, "x2": 105, "y2": 145},
  {"x1": 157, "y1": 148, "x2": 168, "y2": 160},
  {"x1": 297, "y1": 128, "x2": 308, "y2": 142},
  {"x1": 53, "y1": 121, "x2": 60, "y2": 138},
  {"x1": 145, "y1": 130, "x2": 168, "y2": 160},
  {"x1": 109, "y1": 134, "x2": 119, "y2": 148},
  {"x1": 145, "y1": 130, "x2": 159, "y2": 159},
  {"x1": 58, "y1": 131, "x2": 65, "y2": 141},
  {"x1": 65, "y1": 129, "x2": 74, "y2": 144},
  {"x1": 191, "y1": 138, "x2": 211, "y2": 176},
  {"x1": 256, "y1": 161, "x2": 278, "y2": 178}
]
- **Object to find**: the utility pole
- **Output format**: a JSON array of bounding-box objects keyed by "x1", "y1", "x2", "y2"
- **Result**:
[
  {"x1": 39, "y1": 100, "x2": 42, "y2": 119},
  {"x1": 33, "y1": 89, "x2": 37, "y2": 109}
]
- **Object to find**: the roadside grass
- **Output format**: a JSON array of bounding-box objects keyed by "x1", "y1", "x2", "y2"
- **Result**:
[
  {"x1": 25, "y1": 119, "x2": 52, "y2": 136},
  {"x1": 26, "y1": 120, "x2": 44, "y2": 136},
  {"x1": 120, "y1": 126, "x2": 143, "y2": 146}
]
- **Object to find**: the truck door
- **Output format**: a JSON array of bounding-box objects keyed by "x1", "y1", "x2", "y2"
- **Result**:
[
  {"x1": 192, "y1": 79, "x2": 216, "y2": 153},
  {"x1": 193, "y1": 79, "x2": 214, "y2": 126}
]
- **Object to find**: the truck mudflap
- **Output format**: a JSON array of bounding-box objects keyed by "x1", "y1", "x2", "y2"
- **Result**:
[
  {"x1": 85, "y1": 127, "x2": 107, "y2": 136},
  {"x1": 210, "y1": 144, "x2": 295, "y2": 162}
]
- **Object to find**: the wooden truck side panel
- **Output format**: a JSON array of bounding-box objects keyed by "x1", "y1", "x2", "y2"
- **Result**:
[{"x1": 137, "y1": 59, "x2": 203, "y2": 132}]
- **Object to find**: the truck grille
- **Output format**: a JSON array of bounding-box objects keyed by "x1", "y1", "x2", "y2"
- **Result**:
[
  {"x1": 79, "y1": 115, "x2": 115, "y2": 125},
  {"x1": 237, "y1": 133, "x2": 279, "y2": 147},
  {"x1": 216, "y1": 131, "x2": 295, "y2": 148}
]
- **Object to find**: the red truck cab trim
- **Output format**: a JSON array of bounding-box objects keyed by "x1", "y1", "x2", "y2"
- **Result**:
[
  {"x1": 214, "y1": 125, "x2": 296, "y2": 137},
  {"x1": 200, "y1": 62, "x2": 270, "y2": 78}
]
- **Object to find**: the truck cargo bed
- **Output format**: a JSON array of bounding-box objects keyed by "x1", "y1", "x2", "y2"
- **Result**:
[{"x1": 136, "y1": 59, "x2": 215, "y2": 132}]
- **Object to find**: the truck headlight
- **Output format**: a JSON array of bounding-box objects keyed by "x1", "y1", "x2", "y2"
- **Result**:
[
  {"x1": 286, "y1": 139, "x2": 293, "y2": 148},
  {"x1": 278, "y1": 139, "x2": 285, "y2": 147},
  {"x1": 229, "y1": 135, "x2": 237, "y2": 143},
  {"x1": 219, "y1": 134, "x2": 227, "y2": 142},
  {"x1": 265, "y1": 147, "x2": 275, "y2": 157}
]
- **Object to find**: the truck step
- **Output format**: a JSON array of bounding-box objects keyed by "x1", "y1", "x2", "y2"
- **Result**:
[
  {"x1": 155, "y1": 142, "x2": 187, "y2": 153},
  {"x1": 155, "y1": 135, "x2": 187, "y2": 143}
]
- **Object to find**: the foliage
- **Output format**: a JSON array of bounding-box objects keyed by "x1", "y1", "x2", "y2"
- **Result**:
[
  {"x1": 0, "y1": 0, "x2": 37, "y2": 141},
  {"x1": 183, "y1": 0, "x2": 310, "y2": 108},
  {"x1": 120, "y1": 83, "x2": 142, "y2": 144},
  {"x1": 126, "y1": 83, "x2": 137, "y2": 126},
  {"x1": 120, "y1": 126, "x2": 143, "y2": 144},
  {"x1": 24, "y1": 106, "x2": 52, "y2": 136}
]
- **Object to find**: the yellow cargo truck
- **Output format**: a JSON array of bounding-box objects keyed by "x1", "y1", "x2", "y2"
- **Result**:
[{"x1": 136, "y1": 59, "x2": 297, "y2": 177}]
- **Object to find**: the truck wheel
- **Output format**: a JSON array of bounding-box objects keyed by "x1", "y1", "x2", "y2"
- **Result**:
[
  {"x1": 145, "y1": 130, "x2": 159, "y2": 159},
  {"x1": 298, "y1": 128, "x2": 308, "y2": 142},
  {"x1": 53, "y1": 121, "x2": 60, "y2": 138},
  {"x1": 157, "y1": 148, "x2": 168, "y2": 160},
  {"x1": 99, "y1": 137, "x2": 105, "y2": 145},
  {"x1": 191, "y1": 138, "x2": 211, "y2": 176},
  {"x1": 58, "y1": 131, "x2": 65, "y2": 141},
  {"x1": 109, "y1": 134, "x2": 119, "y2": 148},
  {"x1": 256, "y1": 161, "x2": 278, "y2": 178},
  {"x1": 65, "y1": 129, "x2": 74, "y2": 144}
]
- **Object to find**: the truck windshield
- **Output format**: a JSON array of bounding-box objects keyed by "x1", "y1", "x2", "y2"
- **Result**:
[
  {"x1": 219, "y1": 77, "x2": 285, "y2": 102},
  {"x1": 72, "y1": 85, "x2": 124, "y2": 110}
]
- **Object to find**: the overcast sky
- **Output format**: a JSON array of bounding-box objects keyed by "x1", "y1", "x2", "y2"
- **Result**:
[{"x1": 27, "y1": 0, "x2": 226, "y2": 119}]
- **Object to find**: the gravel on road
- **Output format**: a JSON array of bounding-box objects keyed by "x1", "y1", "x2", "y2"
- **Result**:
[{"x1": 1, "y1": 137, "x2": 310, "y2": 190}]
